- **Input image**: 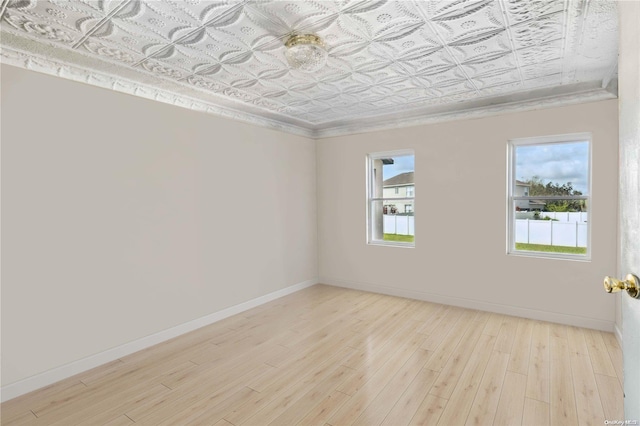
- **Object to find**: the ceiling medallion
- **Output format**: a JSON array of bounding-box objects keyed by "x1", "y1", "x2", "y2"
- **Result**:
[{"x1": 284, "y1": 34, "x2": 327, "y2": 73}]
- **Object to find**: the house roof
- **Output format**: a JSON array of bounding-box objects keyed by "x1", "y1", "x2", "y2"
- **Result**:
[
  {"x1": 516, "y1": 180, "x2": 531, "y2": 186},
  {"x1": 384, "y1": 172, "x2": 414, "y2": 187}
]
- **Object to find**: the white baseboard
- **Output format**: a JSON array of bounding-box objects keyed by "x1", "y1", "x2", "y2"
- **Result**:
[
  {"x1": 1, "y1": 278, "x2": 318, "y2": 403},
  {"x1": 614, "y1": 323, "x2": 623, "y2": 346},
  {"x1": 320, "y1": 276, "x2": 615, "y2": 333}
]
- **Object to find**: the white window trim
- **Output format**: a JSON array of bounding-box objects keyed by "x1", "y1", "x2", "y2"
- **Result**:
[
  {"x1": 366, "y1": 149, "x2": 415, "y2": 248},
  {"x1": 507, "y1": 133, "x2": 592, "y2": 261},
  {"x1": 407, "y1": 186, "x2": 415, "y2": 197}
]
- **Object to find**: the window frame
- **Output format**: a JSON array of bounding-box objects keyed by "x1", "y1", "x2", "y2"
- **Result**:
[
  {"x1": 507, "y1": 133, "x2": 592, "y2": 261},
  {"x1": 406, "y1": 186, "x2": 415, "y2": 197},
  {"x1": 366, "y1": 149, "x2": 415, "y2": 248}
]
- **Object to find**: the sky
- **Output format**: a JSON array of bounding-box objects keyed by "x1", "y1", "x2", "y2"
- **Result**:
[
  {"x1": 381, "y1": 142, "x2": 588, "y2": 194},
  {"x1": 515, "y1": 141, "x2": 589, "y2": 194},
  {"x1": 383, "y1": 155, "x2": 415, "y2": 180}
]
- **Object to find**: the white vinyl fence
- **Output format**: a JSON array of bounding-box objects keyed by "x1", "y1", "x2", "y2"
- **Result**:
[
  {"x1": 515, "y1": 219, "x2": 587, "y2": 247},
  {"x1": 516, "y1": 211, "x2": 588, "y2": 223},
  {"x1": 383, "y1": 212, "x2": 586, "y2": 247},
  {"x1": 383, "y1": 215, "x2": 415, "y2": 236}
]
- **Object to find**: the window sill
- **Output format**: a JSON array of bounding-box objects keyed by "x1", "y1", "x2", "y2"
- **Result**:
[
  {"x1": 507, "y1": 249, "x2": 591, "y2": 262},
  {"x1": 368, "y1": 241, "x2": 415, "y2": 249}
]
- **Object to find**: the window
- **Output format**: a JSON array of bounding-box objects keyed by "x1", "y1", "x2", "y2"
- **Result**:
[
  {"x1": 406, "y1": 186, "x2": 415, "y2": 197},
  {"x1": 508, "y1": 134, "x2": 591, "y2": 259},
  {"x1": 367, "y1": 150, "x2": 415, "y2": 246}
]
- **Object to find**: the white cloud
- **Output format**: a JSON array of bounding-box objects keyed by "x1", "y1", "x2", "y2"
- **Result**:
[{"x1": 516, "y1": 141, "x2": 589, "y2": 194}]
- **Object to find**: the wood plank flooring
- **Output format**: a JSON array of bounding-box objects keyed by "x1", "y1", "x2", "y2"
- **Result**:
[{"x1": 1, "y1": 285, "x2": 624, "y2": 425}]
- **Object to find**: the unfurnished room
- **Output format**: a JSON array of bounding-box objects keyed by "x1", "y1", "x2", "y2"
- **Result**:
[{"x1": 1, "y1": 0, "x2": 639, "y2": 425}]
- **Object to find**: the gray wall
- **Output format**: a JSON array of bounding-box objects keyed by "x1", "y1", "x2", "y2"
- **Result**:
[
  {"x1": 1, "y1": 62, "x2": 620, "y2": 395},
  {"x1": 317, "y1": 100, "x2": 619, "y2": 331},
  {"x1": 1, "y1": 64, "x2": 318, "y2": 386}
]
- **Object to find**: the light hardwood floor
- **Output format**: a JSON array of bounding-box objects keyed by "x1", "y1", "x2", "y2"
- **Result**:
[{"x1": 1, "y1": 285, "x2": 624, "y2": 426}]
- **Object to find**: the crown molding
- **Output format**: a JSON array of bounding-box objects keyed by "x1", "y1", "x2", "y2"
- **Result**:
[
  {"x1": 0, "y1": 44, "x2": 315, "y2": 138},
  {"x1": 1, "y1": 44, "x2": 617, "y2": 140},
  {"x1": 312, "y1": 83, "x2": 618, "y2": 138}
]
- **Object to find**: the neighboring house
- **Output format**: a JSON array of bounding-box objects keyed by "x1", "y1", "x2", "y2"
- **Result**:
[
  {"x1": 515, "y1": 180, "x2": 545, "y2": 210},
  {"x1": 383, "y1": 172, "x2": 414, "y2": 214},
  {"x1": 515, "y1": 180, "x2": 531, "y2": 210}
]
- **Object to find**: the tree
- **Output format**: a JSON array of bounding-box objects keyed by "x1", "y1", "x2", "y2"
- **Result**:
[{"x1": 524, "y1": 176, "x2": 585, "y2": 212}]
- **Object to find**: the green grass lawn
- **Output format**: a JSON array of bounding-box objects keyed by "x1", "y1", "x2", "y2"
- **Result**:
[
  {"x1": 515, "y1": 243, "x2": 586, "y2": 255},
  {"x1": 383, "y1": 234, "x2": 414, "y2": 243}
]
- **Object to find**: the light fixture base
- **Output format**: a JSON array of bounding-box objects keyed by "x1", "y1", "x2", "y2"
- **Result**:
[{"x1": 284, "y1": 34, "x2": 327, "y2": 73}]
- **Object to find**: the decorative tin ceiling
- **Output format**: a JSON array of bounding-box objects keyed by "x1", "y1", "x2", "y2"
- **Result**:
[{"x1": 0, "y1": 0, "x2": 618, "y2": 138}]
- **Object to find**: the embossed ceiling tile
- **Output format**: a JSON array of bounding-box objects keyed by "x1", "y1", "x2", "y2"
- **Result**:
[
  {"x1": 185, "y1": 74, "x2": 226, "y2": 94},
  {"x1": 107, "y1": 1, "x2": 194, "y2": 43},
  {"x1": 341, "y1": 85, "x2": 379, "y2": 100},
  {"x1": 351, "y1": 58, "x2": 394, "y2": 77},
  {"x1": 476, "y1": 81, "x2": 522, "y2": 95},
  {"x1": 291, "y1": 2, "x2": 343, "y2": 35},
  {"x1": 456, "y1": 47, "x2": 513, "y2": 68},
  {"x1": 393, "y1": 86, "x2": 432, "y2": 99},
  {"x1": 188, "y1": 30, "x2": 263, "y2": 65},
  {"x1": 201, "y1": 11, "x2": 285, "y2": 54},
  {"x1": 460, "y1": 54, "x2": 518, "y2": 81},
  {"x1": 80, "y1": 38, "x2": 143, "y2": 65},
  {"x1": 363, "y1": 67, "x2": 409, "y2": 84},
  {"x1": 508, "y1": 12, "x2": 564, "y2": 50},
  {"x1": 431, "y1": 79, "x2": 473, "y2": 95},
  {"x1": 414, "y1": 0, "x2": 489, "y2": 21},
  {"x1": 521, "y1": 73, "x2": 563, "y2": 89},
  {"x1": 86, "y1": 24, "x2": 164, "y2": 62},
  {"x1": 471, "y1": 69, "x2": 520, "y2": 89},
  {"x1": 433, "y1": 15, "x2": 505, "y2": 44},
  {"x1": 387, "y1": 42, "x2": 446, "y2": 72},
  {"x1": 218, "y1": 52, "x2": 286, "y2": 84},
  {"x1": 410, "y1": 75, "x2": 438, "y2": 91},
  {"x1": 245, "y1": 0, "x2": 335, "y2": 35},
  {"x1": 2, "y1": 9, "x2": 80, "y2": 45},
  {"x1": 240, "y1": 83, "x2": 290, "y2": 104},
  {"x1": 288, "y1": 85, "x2": 325, "y2": 100},
  {"x1": 445, "y1": 29, "x2": 512, "y2": 64},
  {"x1": 159, "y1": 0, "x2": 227, "y2": 24},
  {"x1": 221, "y1": 85, "x2": 259, "y2": 106},
  {"x1": 572, "y1": 65, "x2": 614, "y2": 87},
  {"x1": 0, "y1": 0, "x2": 619, "y2": 136},
  {"x1": 460, "y1": 50, "x2": 518, "y2": 77},
  {"x1": 520, "y1": 61, "x2": 562, "y2": 79},
  {"x1": 337, "y1": 0, "x2": 425, "y2": 43},
  {"x1": 139, "y1": 59, "x2": 185, "y2": 80},
  {"x1": 104, "y1": 28, "x2": 176, "y2": 61},
  {"x1": 429, "y1": 5, "x2": 505, "y2": 42},
  {"x1": 408, "y1": 51, "x2": 456, "y2": 75},
  {"x1": 502, "y1": 0, "x2": 564, "y2": 24},
  {"x1": 323, "y1": 16, "x2": 374, "y2": 60},
  {"x1": 378, "y1": 22, "x2": 441, "y2": 51},
  {"x1": 250, "y1": 95, "x2": 288, "y2": 113},
  {"x1": 194, "y1": 66, "x2": 240, "y2": 88},
  {"x1": 517, "y1": 42, "x2": 562, "y2": 67},
  {"x1": 13, "y1": 0, "x2": 104, "y2": 34},
  {"x1": 139, "y1": 43, "x2": 215, "y2": 74},
  {"x1": 563, "y1": 0, "x2": 618, "y2": 86},
  {"x1": 570, "y1": 1, "x2": 617, "y2": 78},
  {"x1": 45, "y1": 0, "x2": 110, "y2": 16},
  {"x1": 448, "y1": 40, "x2": 511, "y2": 68}
]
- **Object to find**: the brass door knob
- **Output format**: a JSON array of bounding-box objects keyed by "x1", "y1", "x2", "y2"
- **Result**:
[{"x1": 604, "y1": 274, "x2": 640, "y2": 298}]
